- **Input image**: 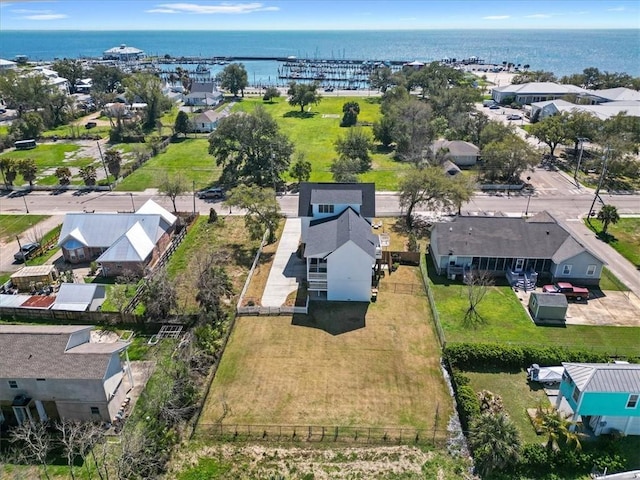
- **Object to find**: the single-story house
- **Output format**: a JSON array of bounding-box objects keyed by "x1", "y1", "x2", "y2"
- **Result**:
[
  {"x1": 191, "y1": 109, "x2": 225, "y2": 133},
  {"x1": 103, "y1": 44, "x2": 144, "y2": 61},
  {"x1": 431, "y1": 139, "x2": 480, "y2": 167},
  {"x1": 184, "y1": 81, "x2": 223, "y2": 107},
  {"x1": 491, "y1": 82, "x2": 588, "y2": 105},
  {"x1": 584, "y1": 87, "x2": 640, "y2": 104},
  {"x1": 298, "y1": 182, "x2": 380, "y2": 302},
  {"x1": 57, "y1": 199, "x2": 176, "y2": 276},
  {"x1": 0, "y1": 325, "x2": 132, "y2": 425},
  {"x1": 530, "y1": 99, "x2": 640, "y2": 122},
  {"x1": 9, "y1": 265, "x2": 58, "y2": 292},
  {"x1": 528, "y1": 292, "x2": 568, "y2": 322},
  {"x1": 429, "y1": 211, "x2": 605, "y2": 288},
  {"x1": 557, "y1": 362, "x2": 640, "y2": 436},
  {"x1": 0, "y1": 58, "x2": 17, "y2": 72},
  {"x1": 51, "y1": 283, "x2": 106, "y2": 312}
]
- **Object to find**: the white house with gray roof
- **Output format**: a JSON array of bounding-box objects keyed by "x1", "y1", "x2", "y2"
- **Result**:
[
  {"x1": 58, "y1": 199, "x2": 176, "y2": 276},
  {"x1": 430, "y1": 211, "x2": 605, "y2": 288},
  {"x1": 0, "y1": 325, "x2": 132, "y2": 426},
  {"x1": 557, "y1": 363, "x2": 640, "y2": 436},
  {"x1": 298, "y1": 183, "x2": 380, "y2": 302},
  {"x1": 103, "y1": 44, "x2": 144, "y2": 61},
  {"x1": 491, "y1": 82, "x2": 588, "y2": 105}
]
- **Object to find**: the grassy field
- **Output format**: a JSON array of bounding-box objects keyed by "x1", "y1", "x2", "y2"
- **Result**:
[
  {"x1": 165, "y1": 215, "x2": 262, "y2": 313},
  {"x1": 115, "y1": 138, "x2": 222, "y2": 191},
  {"x1": 234, "y1": 96, "x2": 410, "y2": 190},
  {"x1": 200, "y1": 266, "x2": 452, "y2": 431},
  {"x1": 424, "y1": 255, "x2": 640, "y2": 356},
  {"x1": 585, "y1": 217, "x2": 640, "y2": 269},
  {"x1": 0, "y1": 214, "x2": 49, "y2": 242}
]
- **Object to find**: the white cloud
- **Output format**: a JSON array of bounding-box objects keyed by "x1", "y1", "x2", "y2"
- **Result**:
[
  {"x1": 23, "y1": 13, "x2": 66, "y2": 19},
  {"x1": 148, "y1": 2, "x2": 279, "y2": 14},
  {"x1": 607, "y1": 6, "x2": 625, "y2": 11},
  {"x1": 525, "y1": 13, "x2": 551, "y2": 19},
  {"x1": 483, "y1": 15, "x2": 510, "y2": 20}
]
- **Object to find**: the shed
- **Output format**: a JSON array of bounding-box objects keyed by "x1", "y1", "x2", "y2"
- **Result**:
[
  {"x1": 529, "y1": 292, "x2": 567, "y2": 321},
  {"x1": 52, "y1": 283, "x2": 106, "y2": 311},
  {"x1": 10, "y1": 265, "x2": 58, "y2": 291}
]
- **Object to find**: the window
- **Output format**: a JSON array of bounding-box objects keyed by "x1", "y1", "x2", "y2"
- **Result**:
[
  {"x1": 562, "y1": 264, "x2": 572, "y2": 275},
  {"x1": 318, "y1": 204, "x2": 334, "y2": 214},
  {"x1": 8, "y1": 381, "x2": 18, "y2": 389},
  {"x1": 586, "y1": 264, "x2": 597, "y2": 276},
  {"x1": 627, "y1": 394, "x2": 639, "y2": 409},
  {"x1": 90, "y1": 407, "x2": 100, "y2": 415},
  {"x1": 572, "y1": 386, "x2": 580, "y2": 403}
]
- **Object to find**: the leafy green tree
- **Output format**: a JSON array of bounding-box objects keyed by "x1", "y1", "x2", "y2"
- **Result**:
[
  {"x1": 219, "y1": 62, "x2": 248, "y2": 97},
  {"x1": 511, "y1": 70, "x2": 557, "y2": 84},
  {"x1": 368, "y1": 66, "x2": 394, "y2": 93},
  {"x1": 55, "y1": 167, "x2": 72, "y2": 186},
  {"x1": 392, "y1": 99, "x2": 434, "y2": 165},
  {"x1": 373, "y1": 115, "x2": 395, "y2": 147},
  {"x1": 340, "y1": 101, "x2": 360, "y2": 127},
  {"x1": 78, "y1": 165, "x2": 97, "y2": 187},
  {"x1": 158, "y1": 174, "x2": 187, "y2": 212},
  {"x1": 0, "y1": 157, "x2": 18, "y2": 187},
  {"x1": 225, "y1": 184, "x2": 281, "y2": 244},
  {"x1": 289, "y1": 152, "x2": 312, "y2": 187},
  {"x1": 534, "y1": 407, "x2": 582, "y2": 452},
  {"x1": 597, "y1": 204, "x2": 620, "y2": 236},
  {"x1": 287, "y1": 81, "x2": 322, "y2": 113},
  {"x1": 262, "y1": 86, "x2": 281, "y2": 102},
  {"x1": 52, "y1": 59, "x2": 85, "y2": 94},
  {"x1": 478, "y1": 120, "x2": 515, "y2": 148},
  {"x1": 334, "y1": 127, "x2": 373, "y2": 173},
  {"x1": 0, "y1": 70, "x2": 53, "y2": 115},
  {"x1": 399, "y1": 166, "x2": 456, "y2": 229},
  {"x1": 43, "y1": 92, "x2": 74, "y2": 128},
  {"x1": 174, "y1": 110, "x2": 190, "y2": 138},
  {"x1": 565, "y1": 111, "x2": 601, "y2": 154},
  {"x1": 17, "y1": 158, "x2": 38, "y2": 186},
  {"x1": 123, "y1": 73, "x2": 168, "y2": 129},
  {"x1": 208, "y1": 105, "x2": 294, "y2": 187},
  {"x1": 449, "y1": 174, "x2": 475, "y2": 215},
  {"x1": 104, "y1": 148, "x2": 122, "y2": 180},
  {"x1": 9, "y1": 112, "x2": 45, "y2": 140},
  {"x1": 330, "y1": 157, "x2": 360, "y2": 183},
  {"x1": 469, "y1": 413, "x2": 522, "y2": 477},
  {"x1": 481, "y1": 135, "x2": 538, "y2": 183},
  {"x1": 88, "y1": 64, "x2": 125, "y2": 94},
  {"x1": 529, "y1": 113, "x2": 569, "y2": 156}
]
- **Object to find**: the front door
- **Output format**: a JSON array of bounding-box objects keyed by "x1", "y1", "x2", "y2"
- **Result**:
[{"x1": 514, "y1": 258, "x2": 525, "y2": 272}]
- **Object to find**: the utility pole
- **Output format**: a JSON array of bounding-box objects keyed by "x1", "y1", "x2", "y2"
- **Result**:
[
  {"x1": 573, "y1": 137, "x2": 589, "y2": 187},
  {"x1": 192, "y1": 180, "x2": 196, "y2": 216},
  {"x1": 588, "y1": 147, "x2": 610, "y2": 223},
  {"x1": 96, "y1": 141, "x2": 112, "y2": 191}
]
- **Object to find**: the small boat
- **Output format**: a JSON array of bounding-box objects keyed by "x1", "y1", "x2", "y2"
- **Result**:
[{"x1": 196, "y1": 64, "x2": 209, "y2": 73}]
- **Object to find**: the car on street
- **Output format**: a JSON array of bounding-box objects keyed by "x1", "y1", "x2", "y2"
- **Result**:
[
  {"x1": 197, "y1": 187, "x2": 225, "y2": 199},
  {"x1": 14, "y1": 242, "x2": 40, "y2": 262},
  {"x1": 542, "y1": 282, "x2": 589, "y2": 301},
  {"x1": 506, "y1": 114, "x2": 522, "y2": 120},
  {"x1": 489, "y1": 104, "x2": 500, "y2": 110}
]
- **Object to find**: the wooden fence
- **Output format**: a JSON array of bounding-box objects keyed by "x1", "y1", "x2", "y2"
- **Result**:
[
  {"x1": 419, "y1": 253, "x2": 447, "y2": 349},
  {"x1": 378, "y1": 282, "x2": 424, "y2": 296},
  {"x1": 0, "y1": 307, "x2": 141, "y2": 324}
]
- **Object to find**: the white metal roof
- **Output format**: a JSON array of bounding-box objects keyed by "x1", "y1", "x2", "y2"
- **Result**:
[{"x1": 563, "y1": 363, "x2": 640, "y2": 393}]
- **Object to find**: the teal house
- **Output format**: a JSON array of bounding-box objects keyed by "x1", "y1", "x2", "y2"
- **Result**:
[{"x1": 557, "y1": 363, "x2": 640, "y2": 436}]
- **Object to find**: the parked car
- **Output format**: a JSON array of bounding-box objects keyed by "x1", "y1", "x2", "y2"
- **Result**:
[
  {"x1": 542, "y1": 282, "x2": 589, "y2": 301},
  {"x1": 489, "y1": 104, "x2": 500, "y2": 110},
  {"x1": 506, "y1": 114, "x2": 522, "y2": 120},
  {"x1": 85, "y1": 121, "x2": 97, "y2": 129},
  {"x1": 14, "y1": 242, "x2": 40, "y2": 262},
  {"x1": 197, "y1": 187, "x2": 225, "y2": 199}
]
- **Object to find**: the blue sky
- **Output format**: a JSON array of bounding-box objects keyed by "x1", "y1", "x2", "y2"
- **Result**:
[{"x1": 0, "y1": 0, "x2": 638, "y2": 30}]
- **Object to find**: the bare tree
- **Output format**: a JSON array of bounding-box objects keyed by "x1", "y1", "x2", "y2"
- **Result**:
[
  {"x1": 56, "y1": 419, "x2": 91, "y2": 480},
  {"x1": 464, "y1": 270, "x2": 494, "y2": 327},
  {"x1": 158, "y1": 174, "x2": 187, "y2": 212},
  {"x1": 9, "y1": 421, "x2": 53, "y2": 480},
  {"x1": 195, "y1": 252, "x2": 233, "y2": 322},
  {"x1": 109, "y1": 425, "x2": 167, "y2": 480},
  {"x1": 142, "y1": 266, "x2": 177, "y2": 320}
]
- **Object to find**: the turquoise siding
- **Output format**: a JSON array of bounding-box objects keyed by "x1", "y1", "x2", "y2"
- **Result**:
[{"x1": 560, "y1": 380, "x2": 640, "y2": 417}]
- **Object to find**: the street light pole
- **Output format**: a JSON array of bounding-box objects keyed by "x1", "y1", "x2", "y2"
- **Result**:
[
  {"x1": 588, "y1": 147, "x2": 610, "y2": 223},
  {"x1": 129, "y1": 192, "x2": 135, "y2": 212},
  {"x1": 22, "y1": 195, "x2": 29, "y2": 213},
  {"x1": 192, "y1": 180, "x2": 196, "y2": 216},
  {"x1": 574, "y1": 137, "x2": 589, "y2": 187}
]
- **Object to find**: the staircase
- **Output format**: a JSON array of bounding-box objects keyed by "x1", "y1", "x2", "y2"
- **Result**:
[{"x1": 507, "y1": 270, "x2": 538, "y2": 291}]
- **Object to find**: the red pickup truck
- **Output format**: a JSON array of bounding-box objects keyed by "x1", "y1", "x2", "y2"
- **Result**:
[{"x1": 542, "y1": 282, "x2": 589, "y2": 301}]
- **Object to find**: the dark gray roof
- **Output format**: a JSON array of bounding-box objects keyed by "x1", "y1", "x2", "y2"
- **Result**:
[
  {"x1": 298, "y1": 183, "x2": 375, "y2": 217},
  {"x1": 431, "y1": 212, "x2": 601, "y2": 261},
  {"x1": 563, "y1": 363, "x2": 640, "y2": 393},
  {"x1": 310, "y1": 188, "x2": 362, "y2": 206},
  {"x1": 531, "y1": 292, "x2": 568, "y2": 307},
  {"x1": 305, "y1": 208, "x2": 378, "y2": 258},
  {"x1": 0, "y1": 325, "x2": 129, "y2": 380},
  {"x1": 189, "y1": 82, "x2": 217, "y2": 93}
]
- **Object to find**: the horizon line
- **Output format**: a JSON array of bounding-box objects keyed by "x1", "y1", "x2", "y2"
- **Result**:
[{"x1": 1, "y1": 27, "x2": 638, "y2": 32}]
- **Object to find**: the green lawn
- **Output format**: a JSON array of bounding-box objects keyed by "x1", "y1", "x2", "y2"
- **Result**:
[
  {"x1": 0, "y1": 214, "x2": 49, "y2": 242},
  {"x1": 115, "y1": 138, "x2": 221, "y2": 191},
  {"x1": 234, "y1": 96, "x2": 410, "y2": 190},
  {"x1": 424, "y1": 255, "x2": 640, "y2": 357},
  {"x1": 585, "y1": 217, "x2": 640, "y2": 269}
]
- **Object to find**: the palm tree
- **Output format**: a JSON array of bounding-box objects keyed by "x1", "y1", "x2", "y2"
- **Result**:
[
  {"x1": 534, "y1": 407, "x2": 582, "y2": 452},
  {"x1": 597, "y1": 204, "x2": 620, "y2": 236},
  {"x1": 469, "y1": 412, "x2": 521, "y2": 477}
]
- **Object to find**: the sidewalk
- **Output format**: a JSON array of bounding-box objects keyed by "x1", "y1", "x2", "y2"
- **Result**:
[
  {"x1": 0, "y1": 215, "x2": 64, "y2": 273},
  {"x1": 261, "y1": 218, "x2": 306, "y2": 307}
]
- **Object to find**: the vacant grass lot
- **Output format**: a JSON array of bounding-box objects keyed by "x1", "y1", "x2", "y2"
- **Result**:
[
  {"x1": 0, "y1": 214, "x2": 49, "y2": 242},
  {"x1": 115, "y1": 138, "x2": 222, "y2": 191},
  {"x1": 201, "y1": 266, "x2": 452, "y2": 431},
  {"x1": 586, "y1": 217, "x2": 640, "y2": 269},
  {"x1": 234, "y1": 96, "x2": 410, "y2": 190},
  {"x1": 425, "y1": 255, "x2": 640, "y2": 357},
  {"x1": 0, "y1": 143, "x2": 87, "y2": 186}
]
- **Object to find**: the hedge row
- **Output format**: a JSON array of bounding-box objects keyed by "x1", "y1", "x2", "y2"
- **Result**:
[
  {"x1": 455, "y1": 384, "x2": 481, "y2": 432},
  {"x1": 444, "y1": 343, "x2": 612, "y2": 370}
]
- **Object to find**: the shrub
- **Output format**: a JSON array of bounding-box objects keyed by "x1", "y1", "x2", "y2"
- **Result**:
[{"x1": 456, "y1": 384, "x2": 480, "y2": 431}]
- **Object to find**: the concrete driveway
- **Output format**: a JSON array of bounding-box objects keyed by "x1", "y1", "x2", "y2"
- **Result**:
[
  {"x1": 261, "y1": 218, "x2": 306, "y2": 307},
  {"x1": 566, "y1": 290, "x2": 640, "y2": 327}
]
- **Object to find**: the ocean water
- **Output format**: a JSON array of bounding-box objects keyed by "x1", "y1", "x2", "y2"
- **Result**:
[{"x1": 1, "y1": 29, "x2": 638, "y2": 80}]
